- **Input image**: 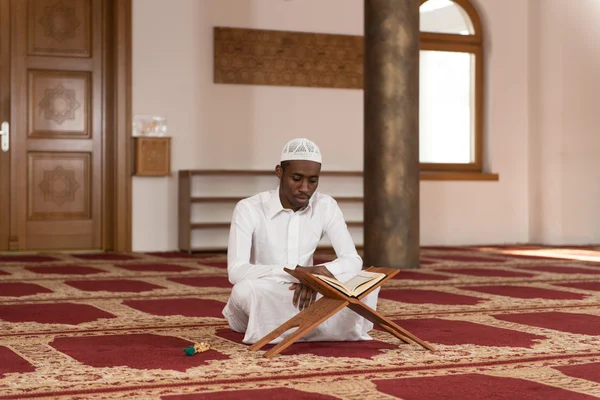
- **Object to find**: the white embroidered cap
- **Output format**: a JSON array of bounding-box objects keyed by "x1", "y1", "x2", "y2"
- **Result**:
[{"x1": 280, "y1": 138, "x2": 322, "y2": 163}]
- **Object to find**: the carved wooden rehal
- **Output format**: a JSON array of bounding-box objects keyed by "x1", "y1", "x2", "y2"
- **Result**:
[{"x1": 213, "y1": 27, "x2": 363, "y2": 89}]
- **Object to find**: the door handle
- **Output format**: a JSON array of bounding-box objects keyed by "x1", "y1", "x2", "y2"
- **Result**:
[{"x1": 0, "y1": 122, "x2": 8, "y2": 152}]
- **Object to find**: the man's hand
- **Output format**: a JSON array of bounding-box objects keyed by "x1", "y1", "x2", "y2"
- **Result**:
[
  {"x1": 290, "y1": 282, "x2": 316, "y2": 311},
  {"x1": 289, "y1": 265, "x2": 335, "y2": 310}
]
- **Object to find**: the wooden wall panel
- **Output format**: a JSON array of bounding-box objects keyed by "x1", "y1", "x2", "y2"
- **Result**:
[
  {"x1": 213, "y1": 27, "x2": 363, "y2": 89},
  {"x1": 28, "y1": 0, "x2": 91, "y2": 57},
  {"x1": 27, "y1": 152, "x2": 91, "y2": 220},
  {"x1": 28, "y1": 70, "x2": 90, "y2": 138},
  {"x1": 133, "y1": 136, "x2": 171, "y2": 177}
]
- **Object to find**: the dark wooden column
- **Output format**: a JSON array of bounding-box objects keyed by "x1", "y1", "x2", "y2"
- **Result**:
[{"x1": 363, "y1": 0, "x2": 420, "y2": 269}]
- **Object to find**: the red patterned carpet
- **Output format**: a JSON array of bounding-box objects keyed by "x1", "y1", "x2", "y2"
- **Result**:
[{"x1": 1, "y1": 245, "x2": 600, "y2": 399}]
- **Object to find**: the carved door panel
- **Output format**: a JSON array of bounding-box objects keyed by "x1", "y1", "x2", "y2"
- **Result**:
[
  {"x1": 9, "y1": 0, "x2": 105, "y2": 250},
  {"x1": 0, "y1": 1, "x2": 9, "y2": 250}
]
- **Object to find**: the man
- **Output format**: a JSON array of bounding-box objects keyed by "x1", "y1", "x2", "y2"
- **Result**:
[{"x1": 222, "y1": 138, "x2": 379, "y2": 344}]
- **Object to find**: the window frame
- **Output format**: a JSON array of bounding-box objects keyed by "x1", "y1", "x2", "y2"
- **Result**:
[{"x1": 419, "y1": 0, "x2": 484, "y2": 173}]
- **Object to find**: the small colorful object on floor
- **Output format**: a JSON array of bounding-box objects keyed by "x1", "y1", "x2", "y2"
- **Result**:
[{"x1": 183, "y1": 342, "x2": 210, "y2": 356}]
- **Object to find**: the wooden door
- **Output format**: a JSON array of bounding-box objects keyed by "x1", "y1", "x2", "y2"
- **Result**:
[
  {"x1": 9, "y1": 0, "x2": 106, "y2": 250},
  {"x1": 0, "y1": 0, "x2": 9, "y2": 250}
]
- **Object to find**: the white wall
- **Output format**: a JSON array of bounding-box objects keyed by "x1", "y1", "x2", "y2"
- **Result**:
[
  {"x1": 422, "y1": 0, "x2": 530, "y2": 247},
  {"x1": 528, "y1": 0, "x2": 600, "y2": 245},
  {"x1": 132, "y1": 0, "x2": 538, "y2": 251}
]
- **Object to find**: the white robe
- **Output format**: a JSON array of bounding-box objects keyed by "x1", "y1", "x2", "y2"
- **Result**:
[
  {"x1": 222, "y1": 189, "x2": 380, "y2": 344},
  {"x1": 222, "y1": 272, "x2": 380, "y2": 344}
]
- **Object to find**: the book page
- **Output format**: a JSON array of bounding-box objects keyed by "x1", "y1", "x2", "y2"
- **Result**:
[
  {"x1": 313, "y1": 274, "x2": 352, "y2": 296},
  {"x1": 313, "y1": 270, "x2": 386, "y2": 297},
  {"x1": 344, "y1": 270, "x2": 386, "y2": 294}
]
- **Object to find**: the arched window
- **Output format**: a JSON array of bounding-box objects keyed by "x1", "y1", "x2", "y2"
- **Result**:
[{"x1": 419, "y1": 0, "x2": 484, "y2": 172}]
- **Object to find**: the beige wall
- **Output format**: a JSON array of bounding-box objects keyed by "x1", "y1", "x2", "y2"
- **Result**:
[
  {"x1": 131, "y1": 0, "x2": 597, "y2": 251},
  {"x1": 528, "y1": 0, "x2": 600, "y2": 244}
]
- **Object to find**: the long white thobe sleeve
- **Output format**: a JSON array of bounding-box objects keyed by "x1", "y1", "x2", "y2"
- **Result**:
[
  {"x1": 227, "y1": 201, "x2": 295, "y2": 285},
  {"x1": 318, "y1": 201, "x2": 362, "y2": 280}
]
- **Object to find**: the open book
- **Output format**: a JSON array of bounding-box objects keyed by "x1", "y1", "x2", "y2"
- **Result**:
[{"x1": 313, "y1": 270, "x2": 386, "y2": 297}]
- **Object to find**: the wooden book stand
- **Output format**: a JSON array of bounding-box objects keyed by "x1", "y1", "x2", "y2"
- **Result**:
[{"x1": 249, "y1": 266, "x2": 435, "y2": 358}]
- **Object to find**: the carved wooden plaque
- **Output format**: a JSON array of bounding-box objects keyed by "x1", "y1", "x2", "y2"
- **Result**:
[
  {"x1": 133, "y1": 137, "x2": 171, "y2": 177},
  {"x1": 27, "y1": 152, "x2": 91, "y2": 220},
  {"x1": 214, "y1": 27, "x2": 363, "y2": 89},
  {"x1": 28, "y1": 70, "x2": 91, "y2": 138},
  {"x1": 28, "y1": 0, "x2": 92, "y2": 57}
]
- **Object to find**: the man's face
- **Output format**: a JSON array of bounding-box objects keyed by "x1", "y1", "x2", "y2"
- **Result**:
[{"x1": 276, "y1": 160, "x2": 321, "y2": 211}]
